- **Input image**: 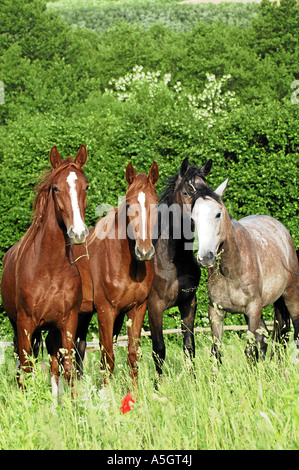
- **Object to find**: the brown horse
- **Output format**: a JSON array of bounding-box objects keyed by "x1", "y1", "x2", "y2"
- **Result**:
[
  {"x1": 74, "y1": 162, "x2": 159, "y2": 389},
  {"x1": 190, "y1": 177, "x2": 299, "y2": 361},
  {"x1": 1, "y1": 146, "x2": 89, "y2": 395}
]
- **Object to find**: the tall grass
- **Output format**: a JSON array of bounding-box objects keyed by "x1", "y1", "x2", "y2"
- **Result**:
[{"x1": 0, "y1": 333, "x2": 298, "y2": 450}]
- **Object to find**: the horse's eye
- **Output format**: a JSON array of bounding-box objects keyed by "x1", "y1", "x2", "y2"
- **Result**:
[
  {"x1": 215, "y1": 212, "x2": 221, "y2": 219},
  {"x1": 86, "y1": 185, "x2": 89, "y2": 191},
  {"x1": 53, "y1": 185, "x2": 59, "y2": 193}
]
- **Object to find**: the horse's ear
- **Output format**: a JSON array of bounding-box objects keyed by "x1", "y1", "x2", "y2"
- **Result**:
[
  {"x1": 200, "y1": 159, "x2": 212, "y2": 177},
  {"x1": 149, "y1": 161, "x2": 159, "y2": 186},
  {"x1": 50, "y1": 146, "x2": 62, "y2": 169},
  {"x1": 126, "y1": 162, "x2": 136, "y2": 186},
  {"x1": 75, "y1": 145, "x2": 87, "y2": 168},
  {"x1": 180, "y1": 157, "x2": 190, "y2": 176},
  {"x1": 215, "y1": 177, "x2": 230, "y2": 198}
]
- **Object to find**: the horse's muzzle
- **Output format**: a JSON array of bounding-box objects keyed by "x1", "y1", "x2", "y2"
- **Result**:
[
  {"x1": 68, "y1": 226, "x2": 89, "y2": 245},
  {"x1": 197, "y1": 250, "x2": 216, "y2": 268},
  {"x1": 135, "y1": 244, "x2": 155, "y2": 261}
]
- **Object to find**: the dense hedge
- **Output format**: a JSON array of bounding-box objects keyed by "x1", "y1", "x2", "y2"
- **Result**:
[
  {"x1": 48, "y1": 1, "x2": 259, "y2": 32},
  {"x1": 0, "y1": 0, "x2": 298, "y2": 338}
]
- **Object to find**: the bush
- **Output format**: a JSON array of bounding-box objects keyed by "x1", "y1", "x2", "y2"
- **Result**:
[
  {"x1": 0, "y1": 0, "x2": 298, "y2": 337},
  {"x1": 0, "y1": 0, "x2": 101, "y2": 124},
  {"x1": 48, "y1": 1, "x2": 258, "y2": 33}
]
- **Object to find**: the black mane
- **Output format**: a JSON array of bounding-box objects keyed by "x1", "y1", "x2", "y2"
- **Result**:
[
  {"x1": 159, "y1": 164, "x2": 208, "y2": 207},
  {"x1": 191, "y1": 184, "x2": 222, "y2": 209}
]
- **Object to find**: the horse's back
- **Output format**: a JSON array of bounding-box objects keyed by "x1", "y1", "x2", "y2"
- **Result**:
[
  {"x1": 2, "y1": 242, "x2": 19, "y2": 267},
  {"x1": 239, "y1": 214, "x2": 298, "y2": 303},
  {"x1": 239, "y1": 215, "x2": 299, "y2": 306},
  {"x1": 239, "y1": 215, "x2": 295, "y2": 259},
  {"x1": 1, "y1": 243, "x2": 19, "y2": 321}
]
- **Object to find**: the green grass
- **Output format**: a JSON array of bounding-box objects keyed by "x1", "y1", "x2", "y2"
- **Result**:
[{"x1": 0, "y1": 332, "x2": 298, "y2": 450}]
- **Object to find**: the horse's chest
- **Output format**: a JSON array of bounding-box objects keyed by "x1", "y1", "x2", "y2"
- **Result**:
[
  {"x1": 19, "y1": 264, "x2": 81, "y2": 318},
  {"x1": 120, "y1": 282, "x2": 150, "y2": 308},
  {"x1": 102, "y1": 266, "x2": 153, "y2": 310},
  {"x1": 208, "y1": 274, "x2": 250, "y2": 314}
]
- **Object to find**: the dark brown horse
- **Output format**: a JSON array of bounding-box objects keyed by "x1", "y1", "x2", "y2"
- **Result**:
[
  {"x1": 190, "y1": 177, "x2": 299, "y2": 361},
  {"x1": 147, "y1": 158, "x2": 212, "y2": 378},
  {"x1": 1, "y1": 146, "x2": 89, "y2": 395},
  {"x1": 74, "y1": 162, "x2": 159, "y2": 390}
]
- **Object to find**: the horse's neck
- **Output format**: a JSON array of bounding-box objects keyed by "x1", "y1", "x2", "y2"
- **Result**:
[
  {"x1": 105, "y1": 210, "x2": 135, "y2": 259},
  {"x1": 218, "y1": 218, "x2": 242, "y2": 278},
  {"x1": 33, "y1": 197, "x2": 73, "y2": 266}
]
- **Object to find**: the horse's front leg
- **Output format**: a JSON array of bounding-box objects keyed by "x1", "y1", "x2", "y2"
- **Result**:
[
  {"x1": 179, "y1": 292, "x2": 197, "y2": 364},
  {"x1": 148, "y1": 293, "x2": 167, "y2": 379},
  {"x1": 127, "y1": 302, "x2": 147, "y2": 393},
  {"x1": 16, "y1": 313, "x2": 36, "y2": 387},
  {"x1": 97, "y1": 305, "x2": 116, "y2": 386},
  {"x1": 75, "y1": 311, "x2": 93, "y2": 378},
  {"x1": 45, "y1": 328, "x2": 63, "y2": 399},
  {"x1": 245, "y1": 302, "x2": 267, "y2": 362},
  {"x1": 209, "y1": 303, "x2": 226, "y2": 364},
  {"x1": 58, "y1": 311, "x2": 79, "y2": 398}
]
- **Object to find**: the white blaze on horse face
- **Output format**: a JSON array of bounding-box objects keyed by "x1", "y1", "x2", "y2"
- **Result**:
[
  {"x1": 66, "y1": 171, "x2": 86, "y2": 239},
  {"x1": 138, "y1": 191, "x2": 146, "y2": 241},
  {"x1": 192, "y1": 197, "x2": 223, "y2": 266}
]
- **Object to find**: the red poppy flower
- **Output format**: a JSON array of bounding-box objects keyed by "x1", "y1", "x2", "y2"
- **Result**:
[{"x1": 120, "y1": 393, "x2": 135, "y2": 414}]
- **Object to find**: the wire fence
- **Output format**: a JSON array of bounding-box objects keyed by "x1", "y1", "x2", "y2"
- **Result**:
[
  {"x1": 85, "y1": 321, "x2": 274, "y2": 352},
  {"x1": 0, "y1": 321, "x2": 274, "y2": 362}
]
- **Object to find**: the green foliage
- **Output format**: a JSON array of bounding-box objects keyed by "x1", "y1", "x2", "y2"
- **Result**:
[
  {"x1": 0, "y1": 0, "x2": 298, "y2": 338},
  {"x1": 250, "y1": 0, "x2": 299, "y2": 73},
  {"x1": 48, "y1": 0, "x2": 258, "y2": 33}
]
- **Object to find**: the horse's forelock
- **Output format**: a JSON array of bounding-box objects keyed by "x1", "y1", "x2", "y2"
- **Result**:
[
  {"x1": 159, "y1": 165, "x2": 208, "y2": 207},
  {"x1": 191, "y1": 184, "x2": 222, "y2": 209}
]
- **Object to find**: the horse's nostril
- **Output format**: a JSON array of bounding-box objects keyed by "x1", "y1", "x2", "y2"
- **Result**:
[
  {"x1": 197, "y1": 250, "x2": 216, "y2": 268},
  {"x1": 68, "y1": 226, "x2": 89, "y2": 244},
  {"x1": 68, "y1": 227, "x2": 75, "y2": 239},
  {"x1": 135, "y1": 244, "x2": 155, "y2": 261}
]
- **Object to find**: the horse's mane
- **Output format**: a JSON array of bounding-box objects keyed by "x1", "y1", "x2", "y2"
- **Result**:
[
  {"x1": 159, "y1": 173, "x2": 179, "y2": 207},
  {"x1": 17, "y1": 157, "x2": 84, "y2": 258},
  {"x1": 191, "y1": 184, "x2": 222, "y2": 208},
  {"x1": 159, "y1": 164, "x2": 208, "y2": 207}
]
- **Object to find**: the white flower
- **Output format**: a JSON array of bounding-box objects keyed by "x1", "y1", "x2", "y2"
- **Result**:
[{"x1": 104, "y1": 67, "x2": 238, "y2": 127}]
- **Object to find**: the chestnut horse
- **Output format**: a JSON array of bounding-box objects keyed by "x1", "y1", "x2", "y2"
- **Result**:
[
  {"x1": 74, "y1": 162, "x2": 159, "y2": 388},
  {"x1": 1, "y1": 146, "x2": 89, "y2": 394},
  {"x1": 147, "y1": 157, "x2": 212, "y2": 378},
  {"x1": 190, "y1": 178, "x2": 299, "y2": 361}
]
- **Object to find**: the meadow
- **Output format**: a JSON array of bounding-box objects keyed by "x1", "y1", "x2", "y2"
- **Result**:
[{"x1": 0, "y1": 332, "x2": 298, "y2": 450}]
